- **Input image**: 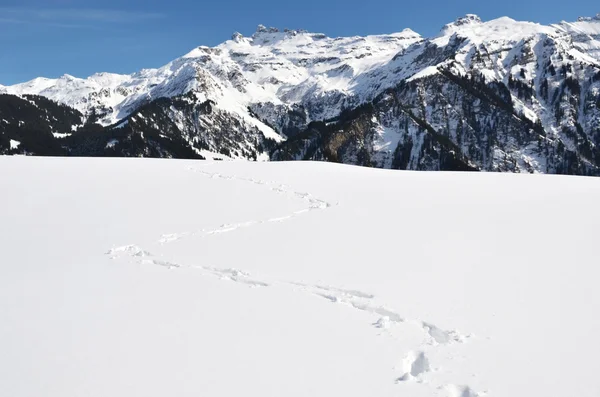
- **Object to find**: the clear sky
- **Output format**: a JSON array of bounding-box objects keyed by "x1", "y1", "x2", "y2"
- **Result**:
[{"x1": 0, "y1": 0, "x2": 598, "y2": 85}]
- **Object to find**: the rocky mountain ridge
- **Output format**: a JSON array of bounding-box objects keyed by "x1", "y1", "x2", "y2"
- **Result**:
[{"x1": 2, "y1": 13, "x2": 600, "y2": 175}]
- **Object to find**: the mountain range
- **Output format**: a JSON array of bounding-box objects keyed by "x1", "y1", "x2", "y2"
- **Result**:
[{"x1": 1, "y1": 13, "x2": 600, "y2": 175}]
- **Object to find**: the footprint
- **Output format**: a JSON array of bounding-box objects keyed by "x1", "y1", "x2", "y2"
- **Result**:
[
  {"x1": 316, "y1": 293, "x2": 340, "y2": 303},
  {"x1": 159, "y1": 232, "x2": 191, "y2": 244},
  {"x1": 140, "y1": 259, "x2": 180, "y2": 269},
  {"x1": 315, "y1": 285, "x2": 375, "y2": 299},
  {"x1": 105, "y1": 245, "x2": 152, "y2": 258},
  {"x1": 204, "y1": 221, "x2": 265, "y2": 237},
  {"x1": 373, "y1": 316, "x2": 391, "y2": 329},
  {"x1": 313, "y1": 292, "x2": 404, "y2": 323},
  {"x1": 397, "y1": 351, "x2": 430, "y2": 382},
  {"x1": 349, "y1": 301, "x2": 404, "y2": 323},
  {"x1": 422, "y1": 322, "x2": 469, "y2": 345},
  {"x1": 268, "y1": 215, "x2": 293, "y2": 222},
  {"x1": 444, "y1": 384, "x2": 481, "y2": 397},
  {"x1": 200, "y1": 266, "x2": 270, "y2": 288},
  {"x1": 308, "y1": 198, "x2": 330, "y2": 210}
]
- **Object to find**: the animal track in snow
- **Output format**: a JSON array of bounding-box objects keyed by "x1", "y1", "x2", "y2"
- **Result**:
[{"x1": 396, "y1": 351, "x2": 431, "y2": 382}]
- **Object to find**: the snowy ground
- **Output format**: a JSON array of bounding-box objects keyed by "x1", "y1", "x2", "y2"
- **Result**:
[{"x1": 1, "y1": 156, "x2": 599, "y2": 397}]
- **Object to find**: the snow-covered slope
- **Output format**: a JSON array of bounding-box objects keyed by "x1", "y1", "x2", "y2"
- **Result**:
[
  {"x1": 1, "y1": 157, "x2": 599, "y2": 397},
  {"x1": 554, "y1": 14, "x2": 600, "y2": 61}
]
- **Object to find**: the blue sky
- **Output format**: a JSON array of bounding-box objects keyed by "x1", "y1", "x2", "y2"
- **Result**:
[{"x1": 0, "y1": 0, "x2": 598, "y2": 85}]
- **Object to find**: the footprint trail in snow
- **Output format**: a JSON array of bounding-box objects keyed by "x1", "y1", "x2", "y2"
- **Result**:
[
  {"x1": 104, "y1": 167, "x2": 481, "y2": 397},
  {"x1": 158, "y1": 168, "x2": 333, "y2": 244}
]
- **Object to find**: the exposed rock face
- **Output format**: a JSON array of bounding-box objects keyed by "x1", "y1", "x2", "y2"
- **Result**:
[{"x1": 273, "y1": 16, "x2": 600, "y2": 175}]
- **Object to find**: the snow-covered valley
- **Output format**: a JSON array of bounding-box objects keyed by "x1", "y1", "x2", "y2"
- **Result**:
[{"x1": 1, "y1": 157, "x2": 599, "y2": 397}]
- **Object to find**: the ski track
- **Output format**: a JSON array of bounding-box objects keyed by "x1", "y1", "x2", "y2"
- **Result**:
[{"x1": 104, "y1": 167, "x2": 480, "y2": 396}]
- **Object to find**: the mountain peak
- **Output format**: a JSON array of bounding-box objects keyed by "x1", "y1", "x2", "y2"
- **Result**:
[
  {"x1": 254, "y1": 24, "x2": 280, "y2": 34},
  {"x1": 577, "y1": 13, "x2": 600, "y2": 22},
  {"x1": 440, "y1": 14, "x2": 483, "y2": 35},
  {"x1": 231, "y1": 32, "x2": 244, "y2": 42},
  {"x1": 249, "y1": 25, "x2": 318, "y2": 44},
  {"x1": 452, "y1": 14, "x2": 482, "y2": 26},
  {"x1": 401, "y1": 27, "x2": 418, "y2": 34},
  {"x1": 59, "y1": 74, "x2": 78, "y2": 81}
]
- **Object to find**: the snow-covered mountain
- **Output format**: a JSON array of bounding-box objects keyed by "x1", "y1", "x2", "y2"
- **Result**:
[
  {"x1": 273, "y1": 14, "x2": 600, "y2": 174},
  {"x1": 2, "y1": 27, "x2": 421, "y2": 126},
  {"x1": 2, "y1": 14, "x2": 600, "y2": 174}
]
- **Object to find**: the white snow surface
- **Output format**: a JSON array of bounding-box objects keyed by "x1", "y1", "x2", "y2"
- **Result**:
[
  {"x1": 554, "y1": 16, "x2": 600, "y2": 60},
  {"x1": 1, "y1": 156, "x2": 599, "y2": 397}
]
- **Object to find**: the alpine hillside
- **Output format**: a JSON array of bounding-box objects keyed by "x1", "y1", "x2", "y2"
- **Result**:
[{"x1": 2, "y1": 14, "x2": 600, "y2": 175}]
